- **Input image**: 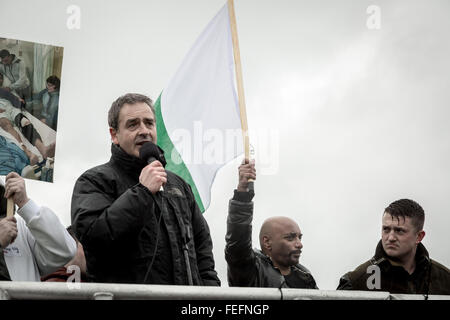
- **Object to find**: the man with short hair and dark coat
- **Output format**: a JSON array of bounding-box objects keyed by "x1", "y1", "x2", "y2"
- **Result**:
[
  {"x1": 337, "y1": 199, "x2": 450, "y2": 295},
  {"x1": 225, "y1": 159, "x2": 318, "y2": 288},
  {"x1": 71, "y1": 93, "x2": 220, "y2": 285}
]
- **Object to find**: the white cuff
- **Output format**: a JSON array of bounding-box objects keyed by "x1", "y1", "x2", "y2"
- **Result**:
[{"x1": 17, "y1": 199, "x2": 40, "y2": 223}]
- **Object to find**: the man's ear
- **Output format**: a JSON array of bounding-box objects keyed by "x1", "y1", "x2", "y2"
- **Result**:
[
  {"x1": 109, "y1": 127, "x2": 119, "y2": 145},
  {"x1": 416, "y1": 230, "x2": 425, "y2": 244},
  {"x1": 262, "y1": 235, "x2": 272, "y2": 252}
]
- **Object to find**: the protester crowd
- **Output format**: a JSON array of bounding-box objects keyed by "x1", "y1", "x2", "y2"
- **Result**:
[{"x1": 1, "y1": 92, "x2": 449, "y2": 297}]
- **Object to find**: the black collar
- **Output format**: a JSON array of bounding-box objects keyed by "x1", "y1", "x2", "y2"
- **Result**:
[
  {"x1": 110, "y1": 143, "x2": 147, "y2": 174},
  {"x1": 109, "y1": 143, "x2": 167, "y2": 175}
]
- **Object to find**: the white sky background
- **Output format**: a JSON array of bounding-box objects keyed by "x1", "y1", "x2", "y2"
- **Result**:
[{"x1": 1, "y1": 0, "x2": 450, "y2": 290}]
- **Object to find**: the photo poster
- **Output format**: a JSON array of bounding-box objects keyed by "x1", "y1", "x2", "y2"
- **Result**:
[{"x1": 0, "y1": 37, "x2": 63, "y2": 183}]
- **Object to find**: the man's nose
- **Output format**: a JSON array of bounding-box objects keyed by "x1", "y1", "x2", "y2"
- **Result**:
[
  {"x1": 387, "y1": 231, "x2": 396, "y2": 242},
  {"x1": 295, "y1": 239, "x2": 303, "y2": 249},
  {"x1": 137, "y1": 122, "x2": 151, "y2": 134}
]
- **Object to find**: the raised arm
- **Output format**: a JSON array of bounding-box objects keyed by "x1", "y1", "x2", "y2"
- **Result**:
[
  {"x1": 4, "y1": 172, "x2": 76, "y2": 276},
  {"x1": 225, "y1": 159, "x2": 257, "y2": 286}
]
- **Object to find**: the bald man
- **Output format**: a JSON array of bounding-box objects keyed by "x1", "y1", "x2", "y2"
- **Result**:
[{"x1": 225, "y1": 159, "x2": 318, "y2": 288}]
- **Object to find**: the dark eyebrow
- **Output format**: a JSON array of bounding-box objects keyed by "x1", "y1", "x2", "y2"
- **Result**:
[
  {"x1": 284, "y1": 232, "x2": 301, "y2": 238},
  {"x1": 383, "y1": 225, "x2": 406, "y2": 231},
  {"x1": 125, "y1": 118, "x2": 139, "y2": 125}
]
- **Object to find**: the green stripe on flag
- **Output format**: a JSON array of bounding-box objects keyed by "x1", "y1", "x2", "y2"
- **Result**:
[{"x1": 154, "y1": 94, "x2": 205, "y2": 213}]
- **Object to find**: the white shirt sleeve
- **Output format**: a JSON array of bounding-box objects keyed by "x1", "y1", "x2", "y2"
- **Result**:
[{"x1": 17, "y1": 199, "x2": 77, "y2": 276}]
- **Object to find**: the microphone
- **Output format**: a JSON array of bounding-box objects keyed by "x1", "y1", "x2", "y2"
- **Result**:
[
  {"x1": 139, "y1": 141, "x2": 160, "y2": 163},
  {"x1": 139, "y1": 142, "x2": 166, "y2": 191},
  {"x1": 139, "y1": 141, "x2": 167, "y2": 166}
]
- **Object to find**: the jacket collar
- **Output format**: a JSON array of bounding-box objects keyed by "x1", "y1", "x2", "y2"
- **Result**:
[
  {"x1": 372, "y1": 240, "x2": 430, "y2": 272},
  {"x1": 109, "y1": 143, "x2": 167, "y2": 175},
  {"x1": 110, "y1": 143, "x2": 147, "y2": 174},
  {"x1": 254, "y1": 249, "x2": 308, "y2": 274},
  {"x1": 255, "y1": 249, "x2": 272, "y2": 262}
]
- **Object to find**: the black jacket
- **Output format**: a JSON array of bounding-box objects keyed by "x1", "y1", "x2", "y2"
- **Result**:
[
  {"x1": 225, "y1": 190, "x2": 318, "y2": 288},
  {"x1": 71, "y1": 144, "x2": 220, "y2": 286},
  {"x1": 337, "y1": 240, "x2": 450, "y2": 295}
]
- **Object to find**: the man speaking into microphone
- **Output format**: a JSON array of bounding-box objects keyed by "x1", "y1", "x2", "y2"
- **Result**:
[{"x1": 71, "y1": 93, "x2": 220, "y2": 285}]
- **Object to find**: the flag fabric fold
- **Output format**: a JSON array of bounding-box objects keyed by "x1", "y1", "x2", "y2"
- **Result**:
[{"x1": 155, "y1": 4, "x2": 243, "y2": 212}]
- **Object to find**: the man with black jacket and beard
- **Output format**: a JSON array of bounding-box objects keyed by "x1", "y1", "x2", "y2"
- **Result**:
[
  {"x1": 71, "y1": 93, "x2": 220, "y2": 286},
  {"x1": 225, "y1": 159, "x2": 318, "y2": 288}
]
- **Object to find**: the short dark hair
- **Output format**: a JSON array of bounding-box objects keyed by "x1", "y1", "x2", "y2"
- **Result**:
[
  {"x1": 108, "y1": 93, "x2": 155, "y2": 131},
  {"x1": 46, "y1": 75, "x2": 60, "y2": 90},
  {"x1": 384, "y1": 199, "x2": 425, "y2": 231},
  {"x1": 0, "y1": 49, "x2": 10, "y2": 59}
]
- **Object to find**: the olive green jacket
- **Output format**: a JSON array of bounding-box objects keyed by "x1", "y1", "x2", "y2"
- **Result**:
[{"x1": 337, "y1": 241, "x2": 450, "y2": 295}]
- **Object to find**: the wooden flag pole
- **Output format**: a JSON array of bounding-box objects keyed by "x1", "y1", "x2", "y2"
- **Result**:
[
  {"x1": 227, "y1": 0, "x2": 250, "y2": 160},
  {"x1": 7, "y1": 198, "x2": 15, "y2": 217}
]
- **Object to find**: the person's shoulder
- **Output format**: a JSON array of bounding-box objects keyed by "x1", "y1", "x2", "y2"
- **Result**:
[
  {"x1": 295, "y1": 263, "x2": 314, "y2": 275},
  {"x1": 76, "y1": 162, "x2": 113, "y2": 182},
  {"x1": 336, "y1": 259, "x2": 375, "y2": 290},
  {"x1": 49, "y1": 90, "x2": 59, "y2": 98},
  {"x1": 14, "y1": 214, "x2": 27, "y2": 228},
  {"x1": 342, "y1": 259, "x2": 375, "y2": 281},
  {"x1": 253, "y1": 249, "x2": 273, "y2": 266},
  {"x1": 430, "y1": 259, "x2": 450, "y2": 274},
  {"x1": 352, "y1": 259, "x2": 374, "y2": 272},
  {"x1": 82, "y1": 161, "x2": 112, "y2": 174},
  {"x1": 253, "y1": 248, "x2": 265, "y2": 259}
]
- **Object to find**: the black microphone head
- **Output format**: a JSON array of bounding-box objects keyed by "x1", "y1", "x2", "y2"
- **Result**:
[{"x1": 139, "y1": 142, "x2": 167, "y2": 167}]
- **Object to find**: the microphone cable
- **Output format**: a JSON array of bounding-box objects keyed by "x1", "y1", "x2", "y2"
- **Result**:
[{"x1": 142, "y1": 191, "x2": 164, "y2": 284}]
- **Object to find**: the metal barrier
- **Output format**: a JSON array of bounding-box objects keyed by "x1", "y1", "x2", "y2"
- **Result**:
[{"x1": 0, "y1": 281, "x2": 449, "y2": 300}]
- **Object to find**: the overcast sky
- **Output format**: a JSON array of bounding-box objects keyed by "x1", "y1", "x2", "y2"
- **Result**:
[{"x1": 1, "y1": 0, "x2": 450, "y2": 290}]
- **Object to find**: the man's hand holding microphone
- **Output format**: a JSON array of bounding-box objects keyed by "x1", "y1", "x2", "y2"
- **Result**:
[{"x1": 138, "y1": 142, "x2": 167, "y2": 194}]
